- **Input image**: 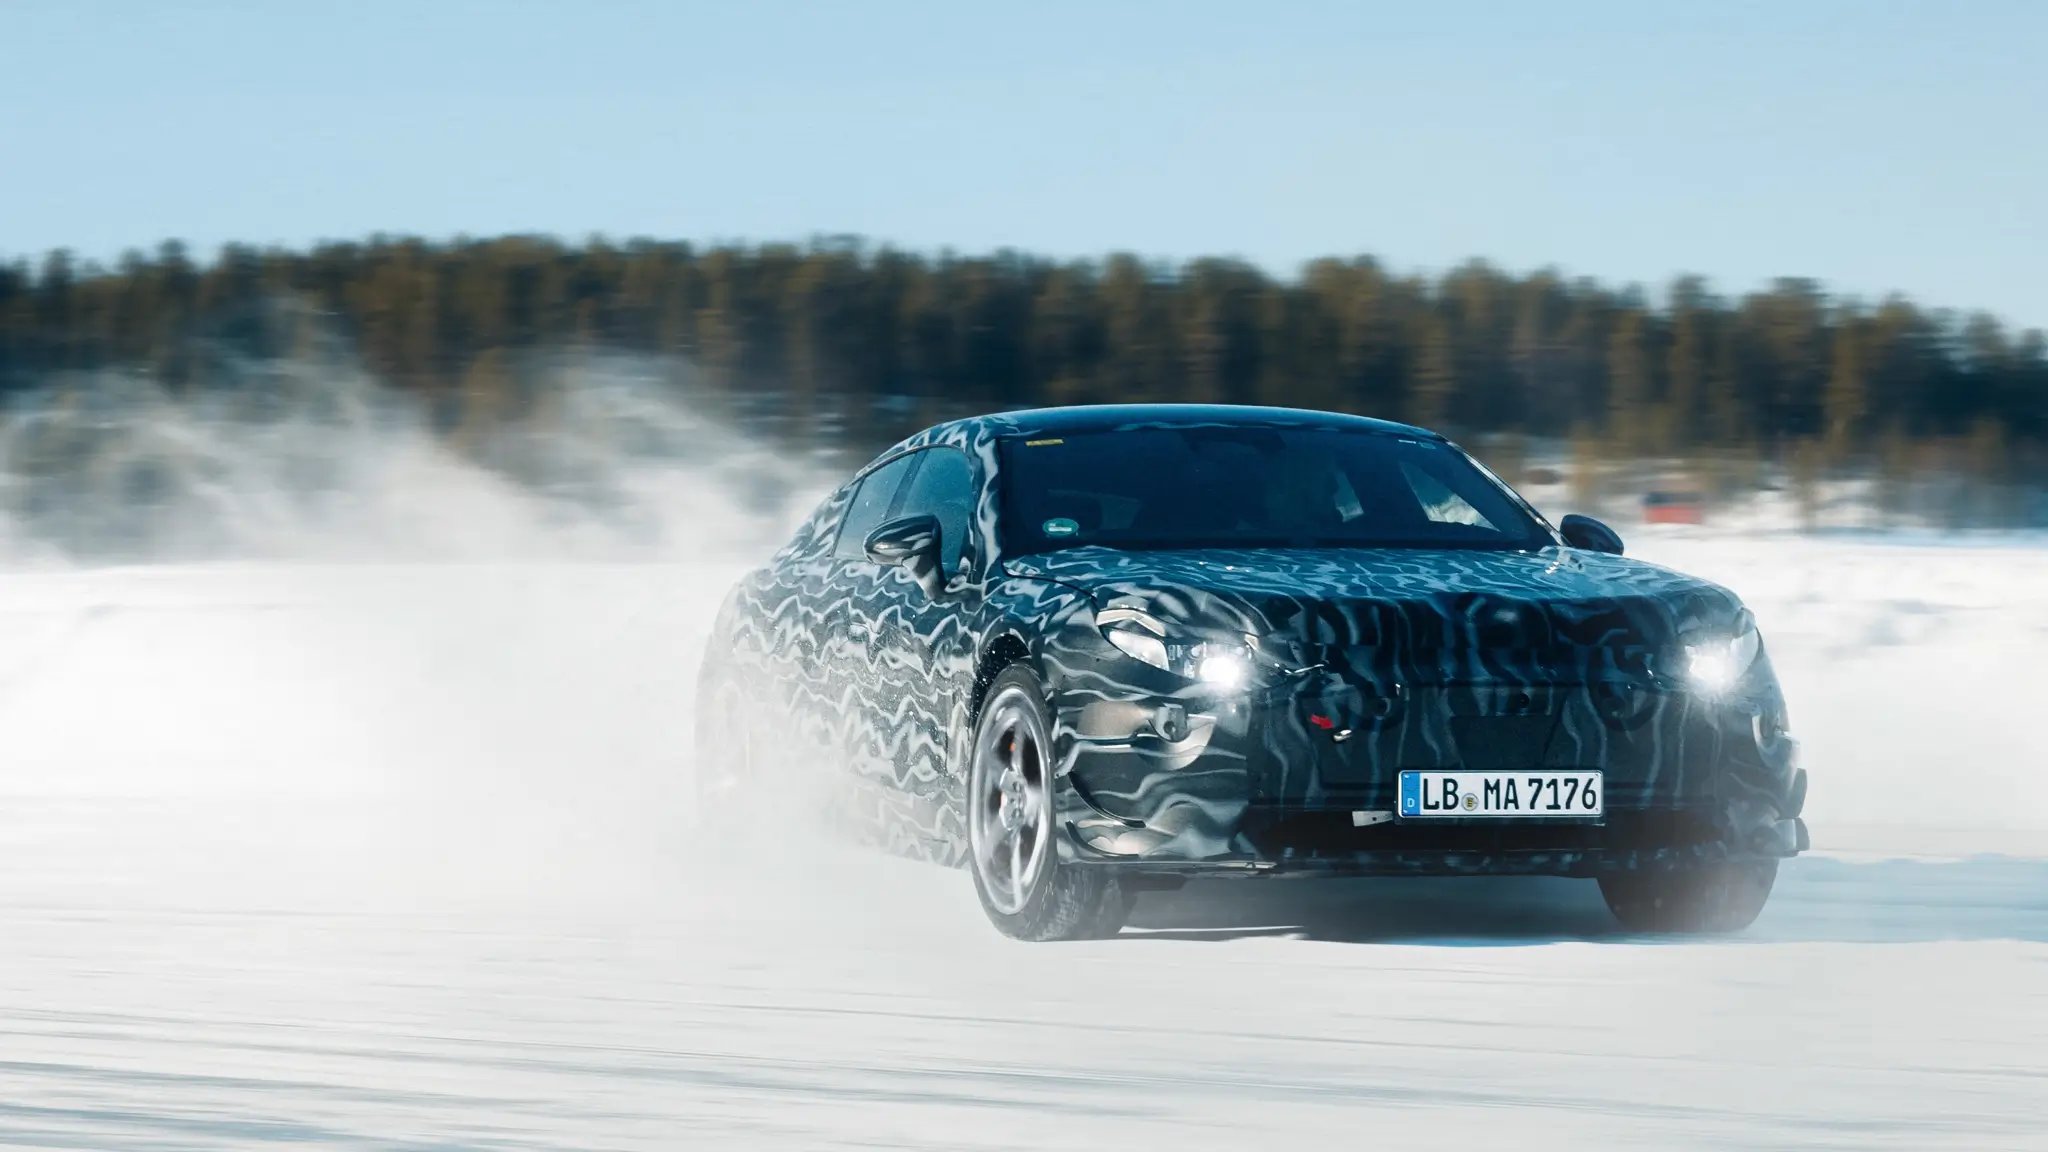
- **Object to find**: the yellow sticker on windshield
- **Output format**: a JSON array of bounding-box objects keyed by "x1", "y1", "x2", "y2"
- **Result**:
[{"x1": 1025, "y1": 438, "x2": 1064, "y2": 446}]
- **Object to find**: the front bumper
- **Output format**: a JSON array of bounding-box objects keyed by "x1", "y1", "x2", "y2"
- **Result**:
[
  {"x1": 1061, "y1": 805, "x2": 1811, "y2": 879},
  {"x1": 1050, "y1": 664, "x2": 1808, "y2": 878}
]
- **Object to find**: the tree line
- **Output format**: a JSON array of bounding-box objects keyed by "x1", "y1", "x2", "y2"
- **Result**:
[{"x1": 3, "y1": 234, "x2": 2043, "y2": 502}]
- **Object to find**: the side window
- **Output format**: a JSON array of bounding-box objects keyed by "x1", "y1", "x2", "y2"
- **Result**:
[
  {"x1": 833, "y1": 453, "x2": 922, "y2": 560},
  {"x1": 895, "y1": 447, "x2": 978, "y2": 574},
  {"x1": 774, "y1": 487, "x2": 852, "y2": 562}
]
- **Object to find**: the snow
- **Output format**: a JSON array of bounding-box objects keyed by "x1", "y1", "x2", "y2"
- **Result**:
[{"x1": 1, "y1": 534, "x2": 2044, "y2": 1148}]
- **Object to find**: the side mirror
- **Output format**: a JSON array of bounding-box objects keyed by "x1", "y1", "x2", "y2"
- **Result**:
[
  {"x1": 1558, "y1": 513, "x2": 1624, "y2": 555},
  {"x1": 865, "y1": 514, "x2": 946, "y2": 598}
]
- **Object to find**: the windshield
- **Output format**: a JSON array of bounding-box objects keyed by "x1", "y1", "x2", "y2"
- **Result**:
[{"x1": 998, "y1": 426, "x2": 1553, "y2": 555}]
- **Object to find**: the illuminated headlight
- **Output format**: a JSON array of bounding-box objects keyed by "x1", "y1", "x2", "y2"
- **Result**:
[
  {"x1": 1683, "y1": 610, "x2": 1762, "y2": 696},
  {"x1": 1197, "y1": 653, "x2": 1249, "y2": 689},
  {"x1": 1099, "y1": 606, "x2": 1257, "y2": 690}
]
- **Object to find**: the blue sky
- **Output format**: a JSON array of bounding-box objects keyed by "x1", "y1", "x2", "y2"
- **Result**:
[{"x1": 3, "y1": 0, "x2": 2043, "y2": 327}]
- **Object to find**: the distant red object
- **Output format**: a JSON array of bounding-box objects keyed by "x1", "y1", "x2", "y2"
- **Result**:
[{"x1": 1642, "y1": 491, "x2": 1706, "y2": 524}]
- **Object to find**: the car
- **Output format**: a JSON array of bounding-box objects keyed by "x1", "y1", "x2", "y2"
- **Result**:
[{"x1": 693, "y1": 404, "x2": 1808, "y2": 940}]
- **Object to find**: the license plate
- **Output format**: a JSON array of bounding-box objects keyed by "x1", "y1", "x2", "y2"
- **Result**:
[{"x1": 1398, "y1": 770, "x2": 1603, "y2": 818}]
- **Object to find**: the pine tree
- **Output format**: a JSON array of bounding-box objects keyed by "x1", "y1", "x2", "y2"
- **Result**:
[
  {"x1": 1824, "y1": 315, "x2": 1868, "y2": 461},
  {"x1": 1664, "y1": 293, "x2": 1708, "y2": 452},
  {"x1": 1788, "y1": 437, "x2": 1825, "y2": 533},
  {"x1": 1569, "y1": 424, "x2": 1605, "y2": 515},
  {"x1": 1606, "y1": 311, "x2": 1650, "y2": 455},
  {"x1": 1410, "y1": 311, "x2": 1456, "y2": 430}
]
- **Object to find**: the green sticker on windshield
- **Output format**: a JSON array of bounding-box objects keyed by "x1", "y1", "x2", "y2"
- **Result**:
[{"x1": 1042, "y1": 517, "x2": 1080, "y2": 538}]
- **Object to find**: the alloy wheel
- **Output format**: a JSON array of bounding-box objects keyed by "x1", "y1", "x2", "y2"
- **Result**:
[{"x1": 969, "y1": 684, "x2": 1053, "y2": 915}]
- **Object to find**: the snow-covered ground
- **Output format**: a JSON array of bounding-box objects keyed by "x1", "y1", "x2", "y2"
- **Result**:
[{"x1": 1, "y1": 533, "x2": 2044, "y2": 1148}]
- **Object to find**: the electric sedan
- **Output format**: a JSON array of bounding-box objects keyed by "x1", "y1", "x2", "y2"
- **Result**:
[{"x1": 695, "y1": 404, "x2": 1808, "y2": 940}]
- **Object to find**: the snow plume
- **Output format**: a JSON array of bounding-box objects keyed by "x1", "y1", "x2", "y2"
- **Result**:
[
  {"x1": 0, "y1": 331, "x2": 854, "y2": 913},
  {"x1": 0, "y1": 337, "x2": 833, "y2": 567}
]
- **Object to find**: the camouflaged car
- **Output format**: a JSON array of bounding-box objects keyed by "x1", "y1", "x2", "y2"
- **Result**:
[{"x1": 695, "y1": 405, "x2": 1808, "y2": 940}]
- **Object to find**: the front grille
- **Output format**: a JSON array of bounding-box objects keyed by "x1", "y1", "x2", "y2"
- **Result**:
[{"x1": 1447, "y1": 715, "x2": 1559, "y2": 771}]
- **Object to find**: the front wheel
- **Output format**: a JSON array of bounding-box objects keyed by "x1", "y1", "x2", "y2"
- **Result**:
[
  {"x1": 966, "y1": 667, "x2": 1128, "y2": 941},
  {"x1": 1597, "y1": 859, "x2": 1779, "y2": 934}
]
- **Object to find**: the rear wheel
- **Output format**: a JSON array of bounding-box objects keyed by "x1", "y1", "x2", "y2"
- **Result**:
[
  {"x1": 967, "y1": 667, "x2": 1129, "y2": 941},
  {"x1": 1597, "y1": 859, "x2": 1778, "y2": 934},
  {"x1": 692, "y1": 670, "x2": 762, "y2": 836}
]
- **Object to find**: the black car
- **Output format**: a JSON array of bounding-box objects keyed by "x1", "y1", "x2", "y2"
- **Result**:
[{"x1": 695, "y1": 404, "x2": 1808, "y2": 940}]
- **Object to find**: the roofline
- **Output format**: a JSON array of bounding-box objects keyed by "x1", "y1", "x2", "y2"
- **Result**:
[{"x1": 938, "y1": 402, "x2": 1440, "y2": 441}]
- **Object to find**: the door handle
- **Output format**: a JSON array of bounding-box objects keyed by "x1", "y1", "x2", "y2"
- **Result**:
[
  {"x1": 837, "y1": 617, "x2": 874, "y2": 658},
  {"x1": 823, "y1": 609, "x2": 865, "y2": 655}
]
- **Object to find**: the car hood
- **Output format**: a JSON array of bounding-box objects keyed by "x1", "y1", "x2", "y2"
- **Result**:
[{"x1": 1003, "y1": 545, "x2": 1743, "y2": 652}]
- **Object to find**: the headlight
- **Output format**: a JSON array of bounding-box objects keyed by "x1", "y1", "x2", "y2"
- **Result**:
[
  {"x1": 1098, "y1": 606, "x2": 1256, "y2": 689},
  {"x1": 1195, "y1": 652, "x2": 1249, "y2": 689},
  {"x1": 1683, "y1": 609, "x2": 1761, "y2": 696}
]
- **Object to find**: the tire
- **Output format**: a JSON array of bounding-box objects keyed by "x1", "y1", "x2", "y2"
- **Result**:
[
  {"x1": 691, "y1": 667, "x2": 762, "y2": 837},
  {"x1": 1074, "y1": 883, "x2": 1138, "y2": 940},
  {"x1": 1597, "y1": 859, "x2": 1779, "y2": 934},
  {"x1": 966, "y1": 666, "x2": 1130, "y2": 941}
]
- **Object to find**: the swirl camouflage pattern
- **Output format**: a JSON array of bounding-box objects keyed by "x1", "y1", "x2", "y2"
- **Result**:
[{"x1": 695, "y1": 404, "x2": 1809, "y2": 940}]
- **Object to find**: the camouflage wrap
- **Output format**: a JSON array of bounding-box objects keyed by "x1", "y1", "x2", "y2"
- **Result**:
[{"x1": 699, "y1": 405, "x2": 1808, "y2": 878}]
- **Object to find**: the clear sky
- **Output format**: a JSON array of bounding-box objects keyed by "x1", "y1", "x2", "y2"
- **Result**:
[{"x1": 3, "y1": 0, "x2": 2043, "y2": 327}]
